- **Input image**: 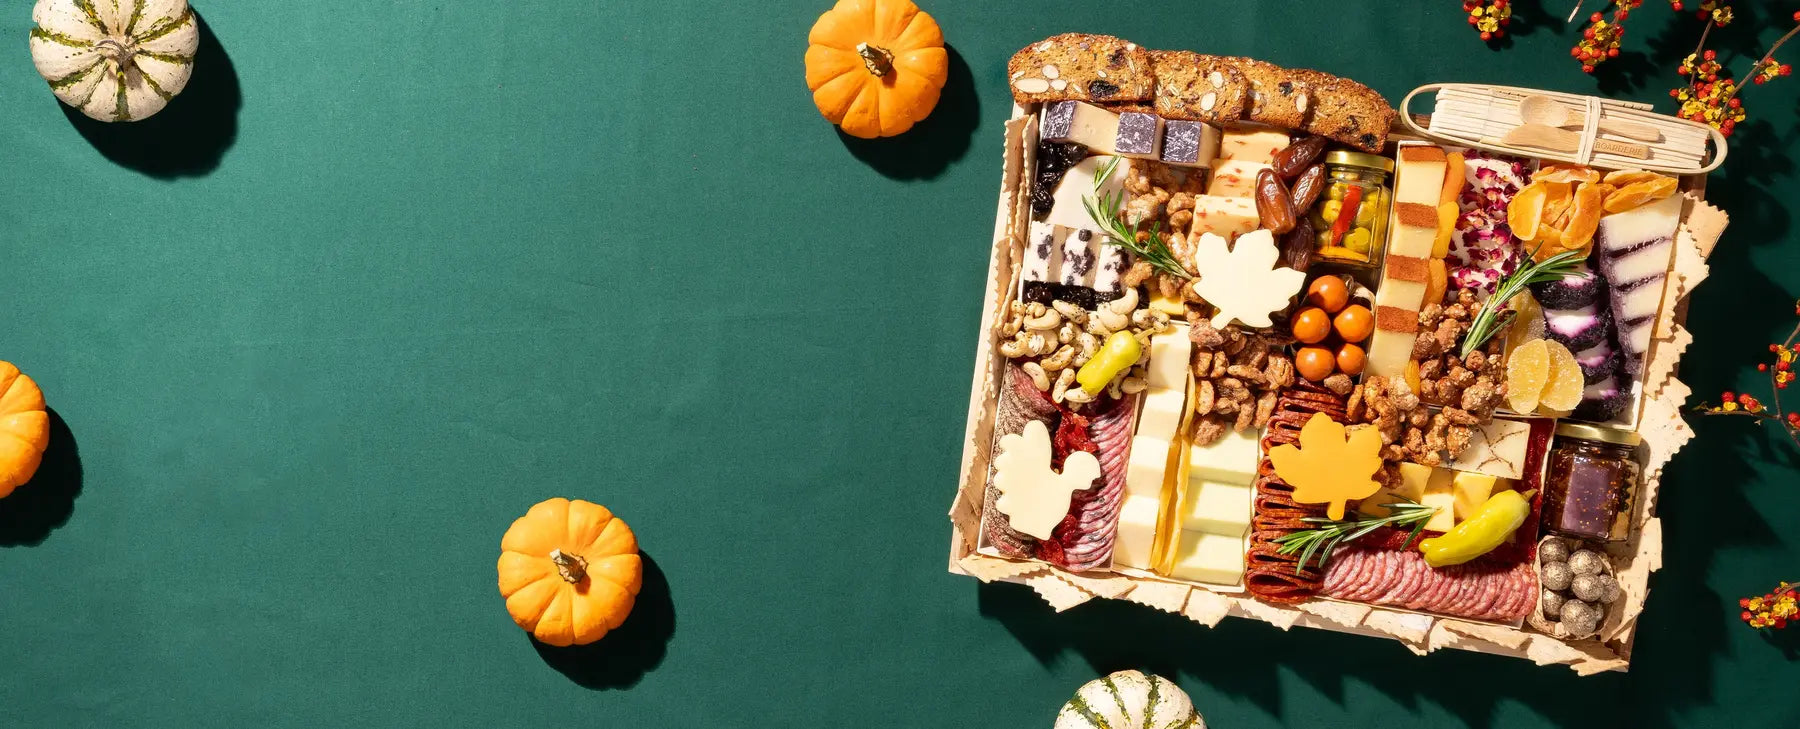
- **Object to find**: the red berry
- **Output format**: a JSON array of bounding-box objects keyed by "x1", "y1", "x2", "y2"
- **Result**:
[
  {"x1": 1583, "y1": 65, "x2": 1596, "y2": 73},
  {"x1": 1481, "y1": 31, "x2": 1493, "y2": 40},
  {"x1": 1760, "y1": 363, "x2": 1770, "y2": 372},
  {"x1": 1743, "y1": 611, "x2": 1756, "y2": 621},
  {"x1": 1609, "y1": 48, "x2": 1620, "y2": 58},
  {"x1": 1723, "y1": 391, "x2": 1736, "y2": 400},
  {"x1": 1469, "y1": 14, "x2": 1479, "y2": 24},
  {"x1": 1730, "y1": 98, "x2": 1741, "y2": 108},
  {"x1": 1705, "y1": 50, "x2": 1716, "y2": 60},
  {"x1": 1591, "y1": 11, "x2": 1603, "y2": 21}
]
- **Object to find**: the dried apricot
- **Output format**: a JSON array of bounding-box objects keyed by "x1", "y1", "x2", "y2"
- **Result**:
[
  {"x1": 1560, "y1": 182, "x2": 1607, "y2": 255},
  {"x1": 1603, "y1": 176, "x2": 1678, "y2": 213},
  {"x1": 1601, "y1": 169, "x2": 1661, "y2": 187},
  {"x1": 1533, "y1": 163, "x2": 1601, "y2": 185},
  {"x1": 1508, "y1": 181, "x2": 1548, "y2": 241}
]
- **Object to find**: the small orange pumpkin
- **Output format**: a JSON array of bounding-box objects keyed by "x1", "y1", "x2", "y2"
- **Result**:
[
  {"x1": 805, "y1": 0, "x2": 948, "y2": 139},
  {"x1": 497, "y1": 498, "x2": 643, "y2": 647},
  {"x1": 0, "y1": 361, "x2": 49, "y2": 498}
]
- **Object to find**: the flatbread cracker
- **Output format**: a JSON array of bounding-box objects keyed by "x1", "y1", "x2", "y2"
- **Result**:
[
  {"x1": 958, "y1": 554, "x2": 1050, "y2": 583},
  {"x1": 1125, "y1": 580, "x2": 1193, "y2": 614},
  {"x1": 1026, "y1": 572, "x2": 1096, "y2": 612},
  {"x1": 1183, "y1": 589, "x2": 1235, "y2": 627}
]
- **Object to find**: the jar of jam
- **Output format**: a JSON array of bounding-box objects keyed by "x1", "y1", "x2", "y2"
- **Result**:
[
  {"x1": 1543, "y1": 423, "x2": 1642, "y2": 542},
  {"x1": 1311, "y1": 151, "x2": 1393, "y2": 269}
]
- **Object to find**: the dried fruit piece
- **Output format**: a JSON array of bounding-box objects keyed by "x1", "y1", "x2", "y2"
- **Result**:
[
  {"x1": 1601, "y1": 169, "x2": 1660, "y2": 187},
  {"x1": 1434, "y1": 201, "x2": 1457, "y2": 258},
  {"x1": 1539, "y1": 182, "x2": 1574, "y2": 232},
  {"x1": 1508, "y1": 182, "x2": 1549, "y2": 241},
  {"x1": 1532, "y1": 163, "x2": 1601, "y2": 185},
  {"x1": 1404, "y1": 360, "x2": 1423, "y2": 397},
  {"x1": 1505, "y1": 292, "x2": 1546, "y2": 354},
  {"x1": 1560, "y1": 182, "x2": 1607, "y2": 256},
  {"x1": 1506, "y1": 339, "x2": 1550, "y2": 413},
  {"x1": 1541, "y1": 339, "x2": 1584, "y2": 412},
  {"x1": 1603, "y1": 176, "x2": 1678, "y2": 213}
]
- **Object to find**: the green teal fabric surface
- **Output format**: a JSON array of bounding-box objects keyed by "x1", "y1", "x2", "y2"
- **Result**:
[{"x1": 2, "y1": 1, "x2": 1797, "y2": 726}]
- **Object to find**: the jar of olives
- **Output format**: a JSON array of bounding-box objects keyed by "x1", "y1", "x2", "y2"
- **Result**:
[
  {"x1": 1312, "y1": 151, "x2": 1394, "y2": 268},
  {"x1": 1543, "y1": 424, "x2": 1642, "y2": 542}
]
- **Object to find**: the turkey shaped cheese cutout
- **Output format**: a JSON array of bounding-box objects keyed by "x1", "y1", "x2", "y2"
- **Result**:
[
  {"x1": 992, "y1": 420, "x2": 1102, "y2": 540},
  {"x1": 1267, "y1": 413, "x2": 1384, "y2": 520}
]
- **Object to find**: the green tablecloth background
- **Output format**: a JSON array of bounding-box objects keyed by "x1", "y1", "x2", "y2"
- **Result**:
[{"x1": 2, "y1": 1, "x2": 1796, "y2": 726}]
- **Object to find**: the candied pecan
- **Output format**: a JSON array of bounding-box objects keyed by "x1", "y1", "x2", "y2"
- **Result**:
[
  {"x1": 1447, "y1": 366, "x2": 1477, "y2": 389},
  {"x1": 1194, "y1": 379, "x2": 1216, "y2": 416},
  {"x1": 1323, "y1": 373, "x2": 1354, "y2": 395},
  {"x1": 1443, "y1": 407, "x2": 1482, "y2": 426},
  {"x1": 1265, "y1": 355, "x2": 1295, "y2": 390},
  {"x1": 1227, "y1": 365, "x2": 1267, "y2": 386},
  {"x1": 1248, "y1": 348, "x2": 1269, "y2": 371},
  {"x1": 1191, "y1": 320, "x2": 1225, "y2": 348},
  {"x1": 1444, "y1": 303, "x2": 1471, "y2": 322},
  {"x1": 1419, "y1": 358, "x2": 1444, "y2": 380},
  {"x1": 1413, "y1": 335, "x2": 1444, "y2": 361},
  {"x1": 1211, "y1": 354, "x2": 1229, "y2": 379},
  {"x1": 1418, "y1": 304, "x2": 1444, "y2": 329},
  {"x1": 1346, "y1": 387, "x2": 1366, "y2": 422},
  {"x1": 1392, "y1": 381, "x2": 1420, "y2": 411},
  {"x1": 1193, "y1": 417, "x2": 1226, "y2": 446},
  {"x1": 1253, "y1": 391, "x2": 1278, "y2": 428},
  {"x1": 1167, "y1": 192, "x2": 1196, "y2": 213},
  {"x1": 1123, "y1": 260, "x2": 1156, "y2": 289},
  {"x1": 1218, "y1": 377, "x2": 1250, "y2": 400},
  {"x1": 1381, "y1": 444, "x2": 1406, "y2": 462},
  {"x1": 1157, "y1": 273, "x2": 1183, "y2": 302},
  {"x1": 1404, "y1": 427, "x2": 1426, "y2": 454},
  {"x1": 1234, "y1": 402, "x2": 1256, "y2": 431},
  {"x1": 1414, "y1": 449, "x2": 1443, "y2": 467},
  {"x1": 1464, "y1": 349, "x2": 1487, "y2": 373},
  {"x1": 1446, "y1": 425, "x2": 1474, "y2": 458},
  {"x1": 1407, "y1": 408, "x2": 1431, "y2": 428},
  {"x1": 1192, "y1": 351, "x2": 1214, "y2": 377},
  {"x1": 1460, "y1": 379, "x2": 1499, "y2": 413}
]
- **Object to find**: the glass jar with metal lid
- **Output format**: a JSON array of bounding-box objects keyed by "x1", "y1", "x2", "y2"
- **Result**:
[
  {"x1": 1311, "y1": 151, "x2": 1394, "y2": 268},
  {"x1": 1543, "y1": 423, "x2": 1642, "y2": 542}
]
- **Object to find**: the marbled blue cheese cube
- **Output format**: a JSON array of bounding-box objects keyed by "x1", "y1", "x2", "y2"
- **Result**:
[{"x1": 1113, "y1": 112, "x2": 1165, "y2": 159}]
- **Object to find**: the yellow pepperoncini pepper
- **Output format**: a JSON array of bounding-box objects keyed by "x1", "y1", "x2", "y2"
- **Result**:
[
  {"x1": 1075, "y1": 331, "x2": 1141, "y2": 393},
  {"x1": 1418, "y1": 490, "x2": 1535, "y2": 568}
]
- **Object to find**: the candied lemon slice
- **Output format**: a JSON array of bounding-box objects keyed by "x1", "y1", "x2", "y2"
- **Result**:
[
  {"x1": 1505, "y1": 293, "x2": 1546, "y2": 354},
  {"x1": 1506, "y1": 339, "x2": 1550, "y2": 414},
  {"x1": 1541, "y1": 340, "x2": 1584, "y2": 412}
]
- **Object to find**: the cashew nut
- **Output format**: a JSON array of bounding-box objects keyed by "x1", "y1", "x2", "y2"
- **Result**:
[
  {"x1": 1052, "y1": 300, "x2": 1088, "y2": 324},
  {"x1": 1021, "y1": 361, "x2": 1051, "y2": 391},
  {"x1": 1065, "y1": 386, "x2": 1096, "y2": 404},
  {"x1": 1057, "y1": 322, "x2": 1077, "y2": 345},
  {"x1": 1097, "y1": 307, "x2": 1130, "y2": 332},
  {"x1": 1131, "y1": 309, "x2": 1155, "y2": 329},
  {"x1": 1121, "y1": 376, "x2": 1148, "y2": 394},
  {"x1": 1051, "y1": 368, "x2": 1076, "y2": 403},
  {"x1": 1025, "y1": 332, "x2": 1051, "y2": 357},
  {"x1": 1023, "y1": 309, "x2": 1062, "y2": 331},
  {"x1": 998, "y1": 316, "x2": 1023, "y2": 338},
  {"x1": 1085, "y1": 314, "x2": 1115, "y2": 337},
  {"x1": 1041, "y1": 344, "x2": 1076, "y2": 371},
  {"x1": 999, "y1": 331, "x2": 1031, "y2": 358},
  {"x1": 1106, "y1": 377, "x2": 1124, "y2": 400},
  {"x1": 1107, "y1": 287, "x2": 1140, "y2": 315},
  {"x1": 1027, "y1": 302, "x2": 1047, "y2": 318}
]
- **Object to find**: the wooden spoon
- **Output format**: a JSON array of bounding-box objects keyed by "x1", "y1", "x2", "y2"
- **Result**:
[{"x1": 1519, "y1": 95, "x2": 1662, "y2": 142}]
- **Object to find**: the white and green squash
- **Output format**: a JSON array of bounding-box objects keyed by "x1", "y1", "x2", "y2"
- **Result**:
[
  {"x1": 1053, "y1": 670, "x2": 1204, "y2": 729},
  {"x1": 29, "y1": 0, "x2": 199, "y2": 122}
]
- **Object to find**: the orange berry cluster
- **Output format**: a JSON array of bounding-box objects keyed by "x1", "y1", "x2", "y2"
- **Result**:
[
  {"x1": 1739, "y1": 582, "x2": 1797, "y2": 630},
  {"x1": 1463, "y1": 0, "x2": 1512, "y2": 41},
  {"x1": 1573, "y1": 1, "x2": 1643, "y2": 73},
  {"x1": 1672, "y1": 50, "x2": 1747, "y2": 136}
]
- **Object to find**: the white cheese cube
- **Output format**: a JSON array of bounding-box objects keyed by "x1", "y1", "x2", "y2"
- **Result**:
[
  {"x1": 1137, "y1": 387, "x2": 1185, "y2": 439},
  {"x1": 1394, "y1": 146, "x2": 1449, "y2": 206},
  {"x1": 1187, "y1": 428, "x2": 1259, "y2": 485},
  {"x1": 1390, "y1": 202, "x2": 1440, "y2": 258},
  {"x1": 1188, "y1": 195, "x2": 1258, "y2": 241},
  {"x1": 1125, "y1": 436, "x2": 1173, "y2": 500},
  {"x1": 1375, "y1": 278, "x2": 1427, "y2": 314},
  {"x1": 1145, "y1": 330, "x2": 1192, "y2": 391},
  {"x1": 1180, "y1": 479, "x2": 1253, "y2": 535},
  {"x1": 1168, "y1": 530, "x2": 1245, "y2": 585},
  {"x1": 1364, "y1": 330, "x2": 1416, "y2": 379},
  {"x1": 1112, "y1": 495, "x2": 1163, "y2": 569},
  {"x1": 1041, "y1": 101, "x2": 1120, "y2": 155}
]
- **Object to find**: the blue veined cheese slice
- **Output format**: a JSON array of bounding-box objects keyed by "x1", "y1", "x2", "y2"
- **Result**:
[
  {"x1": 1092, "y1": 239, "x2": 1128, "y2": 297},
  {"x1": 1060, "y1": 229, "x2": 1100, "y2": 286},
  {"x1": 1022, "y1": 222, "x2": 1064, "y2": 285}
]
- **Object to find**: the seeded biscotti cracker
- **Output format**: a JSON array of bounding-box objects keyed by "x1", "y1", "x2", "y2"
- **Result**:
[
  {"x1": 1008, "y1": 33, "x2": 1154, "y2": 104},
  {"x1": 1149, "y1": 51, "x2": 1249, "y2": 125},
  {"x1": 1222, "y1": 56, "x2": 1314, "y2": 130},
  {"x1": 1301, "y1": 73, "x2": 1396, "y2": 153}
]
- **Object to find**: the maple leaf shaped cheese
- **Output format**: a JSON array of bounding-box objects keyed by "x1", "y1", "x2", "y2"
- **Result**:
[
  {"x1": 992, "y1": 420, "x2": 1102, "y2": 540},
  {"x1": 1189, "y1": 230, "x2": 1307, "y2": 328},
  {"x1": 1266, "y1": 413, "x2": 1383, "y2": 521}
]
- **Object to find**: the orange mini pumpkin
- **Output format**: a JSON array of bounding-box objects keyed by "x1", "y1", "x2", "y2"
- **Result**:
[
  {"x1": 0, "y1": 361, "x2": 49, "y2": 498},
  {"x1": 805, "y1": 0, "x2": 947, "y2": 138},
  {"x1": 497, "y1": 498, "x2": 643, "y2": 647}
]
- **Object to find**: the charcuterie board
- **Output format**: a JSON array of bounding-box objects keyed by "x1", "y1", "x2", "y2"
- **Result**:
[{"x1": 948, "y1": 34, "x2": 1730, "y2": 674}]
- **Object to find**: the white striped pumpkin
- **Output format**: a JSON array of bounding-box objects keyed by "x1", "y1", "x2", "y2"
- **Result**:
[
  {"x1": 1054, "y1": 670, "x2": 1204, "y2": 729},
  {"x1": 29, "y1": 0, "x2": 198, "y2": 122}
]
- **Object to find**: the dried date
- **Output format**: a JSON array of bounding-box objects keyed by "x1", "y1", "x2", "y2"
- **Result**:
[
  {"x1": 1288, "y1": 164, "x2": 1325, "y2": 214},
  {"x1": 1272, "y1": 135, "x2": 1327, "y2": 180},
  {"x1": 1254, "y1": 169, "x2": 1297, "y2": 234}
]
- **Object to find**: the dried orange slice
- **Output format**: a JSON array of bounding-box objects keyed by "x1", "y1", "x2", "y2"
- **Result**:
[
  {"x1": 1603, "y1": 176, "x2": 1678, "y2": 213},
  {"x1": 1602, "y1": 169, "x2": 1661, "y2": 187},
  {"x1": 1508, "y1": 181, "x2": 1549, "y2": 241},
  {"x1": 1506, "y1": 339, "x2": 1550, "y2": 414},
  {"x1": 1534, "y1": 163, "x2": 1601, "y2": 185},
  {"x1": 1541, "y1": 340, "x2": 1584, "y2": 412}
]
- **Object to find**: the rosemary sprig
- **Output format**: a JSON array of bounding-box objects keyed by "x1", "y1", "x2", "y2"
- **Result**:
[
  {"x1": 1081, "y1": 157, "x2": 1194, "y2": 280},
  {"x1": 1271, "y1": 497, "x2": 1440, "y2": 572},
  {"x1": 1459, "y1": 249, "x2": 1587, "y2": 357}
]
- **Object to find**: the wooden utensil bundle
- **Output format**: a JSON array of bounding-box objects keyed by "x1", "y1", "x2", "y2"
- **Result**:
[{"x1": 1399, "y1": 83, "x2": 1726, "y2": 174}]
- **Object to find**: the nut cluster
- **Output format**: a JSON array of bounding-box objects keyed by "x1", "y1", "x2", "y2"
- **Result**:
[
  {"x1": 1187, "y1": 318, "x2": 1294, "y2": 445},
  {"x1": 996, "y1": 288, "x2": 1170, "y2": 408},
  {"x1": 1122, "y1": 160, "x2": 1207, "y2": 303},
  {"x1": 1349, "y1": 376, "x2": 1470, "y2": 466},
  {"x1": 1413, "y1": 293, "x2": 1507, "y2": 415}
]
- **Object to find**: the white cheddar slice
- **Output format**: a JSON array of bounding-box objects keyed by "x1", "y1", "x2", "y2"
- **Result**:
[
  {"x1": 1206, "y1": 160, "x2": 1269, "y2": 198},
  {"x1": 1189, "y1": 195, "x2": 1259, "y2": 241},
  {"x1": 1125, "y1": 436, "x2": 1173, "y2": 500},
  {"x1": 1180, "y1": 479, "x2": 1253, "y2": 535},
  {"x1": 1040, "y1": 101, "x2": 1120, "y2": 155},
  {"x1": 1390, "y1": 203, "x2": 1440, "y2": 258},
  {"x1": 1449, "y1": 418, "x2": 1532, "y2": 479},
  {"x1": 1146, "y1": 329, "x2": 1193, "y2": 390},
  {"x1": 1045, "y1": 155, "x2": 1128, "y2": 231},
  {"x1": 1112, "y1": 495, "x2": 1163, "y2": 569},
  {"x1": 1364, "y1": 330, "x2": 1417, "y2": 379},
  {"x1": 1187, "y1": 428, "x2": 1259, "y2": 485},
  {"x1": 1169, "y1": 530, "x2": 1246, "y2": 585},
  {"x1": 1218, "y1": 129, "x2": 1290, "y2": 163}
]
